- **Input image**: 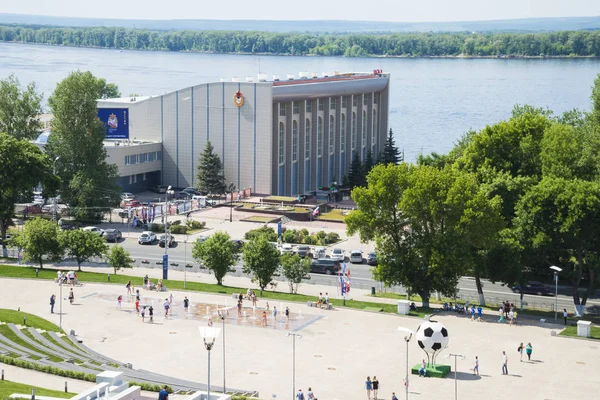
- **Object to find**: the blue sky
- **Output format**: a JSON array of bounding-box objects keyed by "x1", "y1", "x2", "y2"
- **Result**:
[{"x1": 3, "y1": 0, "x2": 600, "y2": 21}]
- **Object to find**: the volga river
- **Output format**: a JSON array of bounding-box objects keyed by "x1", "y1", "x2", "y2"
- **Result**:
[{"x1": 1, "y1": 42, "x2": 599, "y2": 161}]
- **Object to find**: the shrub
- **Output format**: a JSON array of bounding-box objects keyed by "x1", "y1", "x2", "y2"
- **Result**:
[
  {"x1": 282, "y1": 230, "x2": 297, "y2": 243},
  {"x1": 149, "y1": 223, "x2": 164, "y2": 233},
  {"x1": 186, "y1": 219, "x2": 206, "y2": 230},
  {"x1": 244, "y1": 226, "x2": 277, "y2": 242},
  {"x1": 129, "y1": 382, "x2": 173, "y2": 393},
  {"x1": 170, "y1": 225, "x2": 188, "y2": 234},
  {"x1": 0, "y1": 354, "x2": 95, "y2": 381},
  {"x1": 171, "y1": 220, "x2": 182, "y2": 226}
]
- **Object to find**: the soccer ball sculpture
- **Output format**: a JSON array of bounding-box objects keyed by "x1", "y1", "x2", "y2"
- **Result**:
[{"x1": 415, "y1": 320, "x2": 449, "y2": 365}]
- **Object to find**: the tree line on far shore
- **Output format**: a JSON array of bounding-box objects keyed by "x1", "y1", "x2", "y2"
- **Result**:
[{"x1": 2, "y1": 24, "x2": 600, "y2": 57}]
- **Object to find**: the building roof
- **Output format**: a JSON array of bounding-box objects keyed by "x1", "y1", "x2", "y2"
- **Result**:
[{"x1": 271, "y1": 73, "x2": 380, "y2": 87}]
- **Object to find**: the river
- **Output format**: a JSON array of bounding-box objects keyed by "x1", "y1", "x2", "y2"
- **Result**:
[{"x1": 1, "y1": 42, "x2": 600, "y2": 162}]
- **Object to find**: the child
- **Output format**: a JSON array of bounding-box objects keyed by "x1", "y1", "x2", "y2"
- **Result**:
[
  {"x1": 285, "y1": 306, "x2": 290, "y2": 320},
  {"x1": 148, "y1": 305, "x2": 154, "y2": 323},
  {"x1": 68, "y1": 288, "x2": 74, "y2": 304},
  {"x1": 477, "y1": 306, "x2": 483, "y2": 321},
  {"x1": 141, "y1": 306, "x2": 146, "y2": 322},
  {"x1": 473, "y1": 356, "x2": 479, "y2": 375},
  {"x1": 117, "y1": 295, "x2": 122, "y2": 310},
  {"x1": 470, "y1": 305, "x2": 476, "y2": 321},
  {"x1": 262, "y1": 310, "x2": 267, "y2": 326},
  {"x1": 498, "y1": 307, "x2": 504, "y2": 323}
]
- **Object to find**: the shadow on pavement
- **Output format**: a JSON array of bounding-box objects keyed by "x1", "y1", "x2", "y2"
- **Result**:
[{"x1": 450, "y1": 372, "x2": 482, "y2": 381}]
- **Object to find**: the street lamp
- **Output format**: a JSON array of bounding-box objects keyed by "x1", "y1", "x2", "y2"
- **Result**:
[
  {"x1": 163, "y1": 186, "x2": 175, "y2": 280},
  {"x1": 397, "y1": 327, "x2": 414, "y2": 400},
  {"x1": 59, "y1": 278, "x2": 63, "y2": 330},
  {"x1": 52, "y1": 156, "x2": 60, "y2": 222},
  {"x1": 286, "y1": 332, "x2": 302, "y2": 400},
  {"x1": 447, "y1": 353, "x2": 465, "y2": 400},
  {"x1": 217, "y1": 308, "x2": 229, "y2": 394},
  {"x1": 550, "y1": 266, "x2": 562, "y2": 322},
  {"x1": 199, "y1": 327, "x2": 221, "y2": 400},
  {"x1": 228, "y1": 183, "x2": 236, "y2": 223},
  {"x1": 184, "y1": 235, "x2": 188, "y2": 289}
]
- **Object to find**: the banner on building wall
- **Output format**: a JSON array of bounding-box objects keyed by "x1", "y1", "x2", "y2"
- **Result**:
[{"x1": 97, "y1": 108, "x2": 129, "y2": 139}]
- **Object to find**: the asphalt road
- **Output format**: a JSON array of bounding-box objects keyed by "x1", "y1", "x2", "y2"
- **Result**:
[{"x1": 113, "y1": 237, "x2": 600, "y2": 312}]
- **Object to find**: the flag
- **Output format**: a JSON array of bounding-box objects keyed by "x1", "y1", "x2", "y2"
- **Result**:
[
  {"x1": 340, "y1": 275, "x2": 346, "y2": 295},
  {"x1": 312, "y1": 206, "x2": 320, "y2": 216},
  {"x1": 346, "y1": 268, "x2": 351, "y2": 292}
]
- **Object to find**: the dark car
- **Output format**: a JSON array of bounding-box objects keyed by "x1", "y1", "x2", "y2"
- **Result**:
[
  {"x1": 310, "y1": 258, "x2": 341, "y2": 275},
  {"x1": 153, "y1": 185, "x2": 167, "y2": 193},
  {"x1": 104, "y1": 229, "x2": 122, "y2": 242},
  {"x1": 297, "y1": 245, "x2": 310, "y2": 258},
  {"x1": 232, "y1": 239, "x2": 244, "y2": 251},
  {"x1": 172, "y1": 191, "x2": 191, "y2": 200},
  {"x1": 159, "y1": 234, "x2": 175, "y2": 248},
  {"x1": 367, "y1": 252, "x2": 377, "y2": 266},
  {"x1": 59, "y1": 223, "x2": 77, "y2": 231},
  {"x1": 183, "y1": 187, "x2": 201, "y2": 196},
  {"x1": 511, "y1": 281, "x2": 553, "y2": 296}
]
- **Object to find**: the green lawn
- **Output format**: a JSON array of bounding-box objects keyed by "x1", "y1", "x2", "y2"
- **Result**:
[
  {"x1": 0, "y1": 309, "x2": 60, "y2": 331},
  {"x1": 0, "y1": 380, "x2": 74, "y2": 399},
  {"x1": 318, "y1": 209, "x2": 348, "y2": 222},
  {"x1": 559, "y1": 325, "x2": 600, "y2": 340},
  {"x1": 0, "y1": 325, "x2": 63, "y2": 362}
]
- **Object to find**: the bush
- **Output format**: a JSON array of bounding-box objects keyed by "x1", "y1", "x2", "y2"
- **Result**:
[
  {"x1": 186, "y1": 219, "x2": 206, "y2": 230},
  {"x1": 244, "y1": 226, "x2": 277, "y2": 242},
  {"x1": 170, "y1": 225, "x2": 188, "y2": 234},
  {"x1": 149, "y1": 223, "x2": 164, "y2": 233},
  {"x1": 129, "y1": 382, "x2": 173, "y2": 393},
  {"x1": 171, "y1": 220, "x2": 182, "y2": 226},
  {"x1": 282, "y1": 230, "x2": 298, "y2": 243},
  {"x1": 0, "y1": 354, "x2": 96, "y2": 381}
]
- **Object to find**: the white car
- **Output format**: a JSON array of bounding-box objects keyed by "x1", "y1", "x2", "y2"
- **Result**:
[
  {"x1": 121, "y1": 192, "x2": 135, "y2": 200},
  {"x1": 280, "y1": 243, "x2": 294, "y2": 255},
  {"x1": 82, "y1": 226, "x2": 103, "y2": 235},
  {"x1": 350, "y1": 250, "x2": 363, "y2": 264},
  {"x1": 329, "y1": 248, "x2": 345, "y2": 262},
  {"x1": 138, "y1": 231, "x2": 157, "y2": 245}
]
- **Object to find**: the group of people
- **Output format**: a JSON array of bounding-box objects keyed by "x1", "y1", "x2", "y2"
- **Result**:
[
  {"x1": 364, "y1": 376, "x2": 380, "y2": 400},
  {"x1": 316, "y1": 292, "x2": 330, "y2": 308},
  {"x1": 56, "y1": 270, "x2": 78, "y2": 286},
  {"x1": 295, "y1": 387, "x2": 316, "y2": 400},
  {"x1": 498, "y1": 301, "x2": 518, "y2": 325},
  {"x1": 49, "y1": 287, "x2": 74, "y2": 313}
]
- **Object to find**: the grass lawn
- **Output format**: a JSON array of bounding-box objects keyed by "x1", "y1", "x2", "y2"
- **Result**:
[
  {"x1": 241, "y1": 215, "x2": 281, "y2": 223},
  {"x1": 263, "y1": 196, "x2": 298, "y2": 202},
  {"x1": 0, "y1": 309, "x2": 60, "y2": 331},
  {"x1": 0, "y1": 325, "x2": 63, "y2": 362},
  {"x1": 559, "y1": 325, "x2": 600, "y2": 340},
  {"x1": 0, "y1": 380, "x2": 74, "y2": 399},
  {"x1": 318, "y1": 209, "x2": 348, "y2": 222}
]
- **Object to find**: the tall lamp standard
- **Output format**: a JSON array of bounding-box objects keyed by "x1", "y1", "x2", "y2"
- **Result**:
[
  {"x1": 52, "y1": 156, "x2": 60, "y2": 222},
  {"x1": 286, "y1": 332, "x2": 302, "y2": 400},
  {"x1": 397, "y1": 327, "x2": 414, "y2": 400},
  {"x1": 59, "y1": 278, "x2": 63, "y2": 330},
  {"x1": 447, "y1": 353, "x2": 465, "y2": 400},
  {"x1": 228, "y1": 183, "x2": 236, "y2": 223},
  {"x1": 183, "y1": 235, "x2": 188, "y2": 289},
  {"x1": 550, "y1": 266, "x2": 562, "y2": 322},
  {"x1": 199, "y1": 327, "x2": 221, "y2": 400},
  {"x1": 217, "y1": 308, "x2": 229, "y2": 394},
  {"x1": 163, "y1": 186, "x2": 174, "y2": 280}
]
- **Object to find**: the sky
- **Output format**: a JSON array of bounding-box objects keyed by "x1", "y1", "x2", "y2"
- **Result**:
[{"x1": 3, "y1": 0, "x2": 600, "y2": 22}]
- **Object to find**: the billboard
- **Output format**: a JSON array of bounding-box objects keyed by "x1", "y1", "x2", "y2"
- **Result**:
[{"x1": 97, "y1": 108, "x2": 129, "y2": 139}]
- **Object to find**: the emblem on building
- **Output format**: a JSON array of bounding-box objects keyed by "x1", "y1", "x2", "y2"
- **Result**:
[
  {"x1": 233, "y1": 90, "x2": 245, "y2": 107},
  {"x1": 107, "y1": 113, "x2": 119, "y2": 129}
]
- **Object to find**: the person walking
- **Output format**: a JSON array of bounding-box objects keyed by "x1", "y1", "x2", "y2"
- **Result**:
[
  {"x1": 117, "y1": 295, "x2": 123, "y2": 310},
  {"x1": 372, "y1": 376, "x2": 379, "y2": 399},
  {"x1": 135, "y1": 290, "x2": 140, "y2": 314},
  {"x1": 272, "y1": 306, "x2": 278, "y2": 323},
  {"x1": 391, "y1": 393, "x2": 398, "y2": 400},
  {"x1": 470, "y1": 305, "x2": 476, "y2": 321},
  {"x1": 163, "y1": 298, "x2": 170, "y2": 319},
  {"x1": 169, "y1": 293, "x2": 174, "y2": 315},
  {"x1": 148, "y1": 305, "x2": 154, "y2": 323},
  {"x1": 68, "y1": 288, "x2": 74, "y2": 304},
  {"x1": 418, "y1": 359, "x2": 427, "y2": 377},
  {"x1": 365, "y1": 376, "x2": 373, "y2": 400},
  {"x1": 563, "y1": 309, "x2": 568, "y2": 325},
  {"x1": 473, "y1": 356, "x2": 479, "y2": 375},
  {"x1": 50, "y1": 294, "x2": 56, "y2": 314},
  {"x1": 306, "y1": 387, "x2": 315, "y2": 400},
  {"x1": 518, "y1": 342, "x2": 524, "y2": 361},
  {"x1": 508, "y1": 309, "x2": 514, "y2": 326},
  {"x1": 158, "y1": 385, "x2": 169, "y2": 400},
  {"x1": 498, "y1": 307, "x2": 504, "y2": 323},
  {"x1": 285, "y1": 306, "x2": 290, "y2": 321},
  {"x1": 261, "y1": 310, "x2": 267, "y2": 326},
  {"x1": 237, "y1": 300, "x2": 242, "y2": 318},
  {"x1": 141, "y1": 306, "x2": 146, "y2": 322},
  {"x1": 477, "y1": 306, "x2": 483, "y2": 322},
  {"x1": 296, "y1": 389, "x2": 305, "y2": 400},
  {"x1": 126, "y1": 280, "x2": 132, "y2": 296},
  {"x1": 502, "y1": 351, "x2": 508, "y2": 375},
  {"x1": 525, "y1": 343, "x2": 533, "y2": 361},
  {"x1": 183, "y1": 296, "x2": 189, "y2": 314}
]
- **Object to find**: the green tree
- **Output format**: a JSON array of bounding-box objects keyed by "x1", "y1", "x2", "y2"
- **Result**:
[
  {"x1": 0, "y1": 74, "x2": 43, "y2": 140},
  {"x1": 59, "y1": 229, "x2": 108, "y2": 271},
  {"x1": 192, "y1": 231, "x2": 238, "y2": 285},
  {"x1": 346, "y1": 151, "x2": 365, "y2": 189},
  {"x1": 105, "y1": 245, "x2": 134, "y2": 275},
  {"x1": 16, "y1": 218, "x2": 63, "y2": 269},
  {"x1": 196, "y1": 141, "x2": 226, "y2": 195},
  {"x1": 0, "y1": 133, "x2": 58, "y2": 257},
  {"x1": 591, "y1": 73, "x2": 600, "y2": 126},
  {"x1": 280, "y1": 253, "x2": 311, "y2": 294},
  {"x1": 381, "y1": 128, "x2": 401, "y2": 164},
  {"x1": 46, "y1": 71, "x2": 121, "y2": 222},
  {"x1": 242, "y1": 234, "x2": 280, "y2": 294},
  {"x1": 364, "y1": 148, "x2": 375, "y2": 174}
]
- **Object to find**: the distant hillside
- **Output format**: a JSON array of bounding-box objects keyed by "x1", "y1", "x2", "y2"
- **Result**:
[{"x1": 0, "y1": 13, "x2": 599, "y2": 33}]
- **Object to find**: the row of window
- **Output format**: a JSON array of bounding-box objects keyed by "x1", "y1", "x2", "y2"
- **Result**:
[
  {"x1": 278, "y1": 110, "x2": 377, "y2": 165},
  {"x1": 124, "y1": 151, "x2": 162, "y2": 166},
  {"x1": 128, "y1": 173, "x2": 147, "y2": 184},
  {"x1": 279, "y1": 93, "x2": 380, "y2": 116}
]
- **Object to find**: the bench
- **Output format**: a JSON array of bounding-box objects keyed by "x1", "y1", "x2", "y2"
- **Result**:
[{"x1": 307, "y1": 301, "x2": 316, "y2": 307}]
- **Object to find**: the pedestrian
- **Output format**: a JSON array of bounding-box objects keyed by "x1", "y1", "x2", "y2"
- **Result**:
[
  {"x1": 273, "y1": 306, "x2": 278, "y2": 321},
  {"x1": 502, "y1": 351, "x2": 508, "y2": 375},
  {"x1": 169, "y1": 293, "x2": 174, "y2": 315},
  {"x1": 252, "y1": 293, "x2": 257, "y2": 308},
  {"x1": 513, "y1": 310, "x2": 518, "y2": 325},
  {"x1": 285, "y1": 306, "x2": 290, "y2": 320},
  {"x1": 391, "y1": 393, "x2": 398, "y2": 400},
  {"x1": 237, "y1": 300, "x2": 242, "y2": 317},
  {"x1": 208, "y1": 317, "x2": 213, "y2": 327},
  {"x1": 117, "y1": 295, "x2": 122, "y2": 310},
  {"x1": 477, "y1": 305, "x2": 483, "y2": 321},
  {"x1": 372, "y1": 376, "x2": 379, "y2": 399},
  {"x1": 261, "y1": 310, "x2": 267, "y2": 326},
  {"x1": 68, "y1": 288, "x2": 74, "y2": 304},
  {"x1": 325, "y1": 293, "x2": 329, "y2": 305},
  {"x1": 470, "y1": 305, "x2": 476, "y2": 321},
  {"x1": 184, "y1": 296, "x2": 189, "y2": 314},
  {"x1": 163, "y1": 298, "x2": 170, "y2": 318},
  {"x1": 307, "y1": 387, "x2": 315, "y2": 400},
  {"x1": 158, "y1": 385, "x2": 169, "y2": 400},
  {"x1": 266, "y1": 301, "x2": 270, "y2": 311},
  {"x1": 296, "y1": 389, "x2": 305, "y2": 400},
  {"x1": 238, "y1": 291, "x2": 243, "y2": 304},
  {"x1": 317, "y1": 293, "x2": 323, "y2": 307},
  {"x1": 473, "y1": 356, "x2": 479, "y2": 375},
  {"x1": 508, "y1": 309, "x2": 514, "y2": 326},
  {"x1": 525, "y1": 342, "x2": 533, "y2": 361},
  {"x1": 50, "y1": 294, "x2": 56, "y2": 314},
  {"x1": 563, "y1": 308, "x2": 568, "y2": 325},
  {"x1": 148, "y1": 305, "x2": 154, "y2": 323},
  {"x1": 498, "y1": 307, "x2": 504, "y2": 323},
  {"x1": 126, "y1": 280, "x2": 132, "y2": 296},
  {"x1": 365, "y1": 376, "x2": 373, "y2": 400},
  {"x1": 504, "y1": 300, "x2": 510, "y2": 317},
  {"x1": 135, "y1": 290, "x2": 140, "y2": 314},
  {"x1": 418, "y1": 360, "x2": 427, "y2": 377},
  {"x1": 141, "y1": 306, "x2": 146, "y2": 322},
  {"x1": 518, "y1": 342, "x2": 524, "y2": 361}
]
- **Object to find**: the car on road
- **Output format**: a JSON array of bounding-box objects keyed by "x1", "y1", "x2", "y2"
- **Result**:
[
  {"x1": 310, "y1": 258, "x2": 341, "y2": 275},
  {"x1": 183, "y1": 187, "x2": 201, "y2": 196},
  {"x1": 511, "y1": 281, "x2": 553, "y2": 296},
  {"x1": 82, "y1": 226, "x2": 103, "y2": 235},
  {"x1": 297, "y1": 245, "x2": 310, "y2": 258},
  {"x1": 280, "y1": 243, "x2": 295, "y2": 255},
  {"x1": 120, "y1": 199, "x2": 142, "y2": 208},
  {"x1": 172, "y1": 191, "x2": 192, "y2": 200},
  {"x1": 104, "y1": 229, "x2": 122, "y2": 242},
  {"x1": 42, "y1": 204, "x2": 69, "y2": 215},
  {"x1": 367, "y1": 252, "x2": 377, "y2": 266},
  {"x1": 159, "y1": 234, "x2": 175, "y2": 248},
  {"x1": 329, "y1": 248, "x2": 345, "y2": 262},
  {"x1": 196, "y1": 235, "x2": 208, "y2": 243},
  {"x1": 153, "y1": 185, "x2": 167, "y2": 193},
  {"x1": 350, "y1": 250, "x2": 363, "y2": 264},
  {"x1": 59, "y1": 222, "x2": 77, "y2": 231},
  {"x1": 138, "y1": 231, "x2": 156, "y2": 245}
]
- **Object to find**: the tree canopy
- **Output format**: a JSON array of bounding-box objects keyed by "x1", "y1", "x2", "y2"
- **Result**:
[
  {"x1": 192, "y1": 231, "x2": 238, "y2": 285},
  {"x1": 242, "y1": 234, "x2": 280, "y2": 294},
  {"x1": 16, "y1": 218, "x2": 63, "y2": 269},
  {"x1": 59, "y1": 229, "x2": 108, "y2": 271},
  {"x1": 196, "y1": 141, "x2": 226, "y2": 195},
  {"x1": 0, "y1": 74, "x2": 43, "y2": 140}
]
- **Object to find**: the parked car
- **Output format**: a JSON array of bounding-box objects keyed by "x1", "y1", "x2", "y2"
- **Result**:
[
  {"x1": 280, "y1": 243, "x2": 295, "y2": 255},
  {"x1": 138, "y1": 231, "x2": 157, "y2": 245},
  {"x1": 42, "y1": 204, "x2": 69, "y2": 214},
  {"x1": 196, "y1": 235, "x2": 208, "y2": 243},
  {"x1": 183, "y1": 187, "x2": 201, "y2": 196},
  {"x1": 367, "y1": 252, "x2": 377, "y2": 266},
  {"x1": 312, "y1": 246, "x2": 326, "y2": 259},
  {"x1": 310, "y1": 258, "x2": 341, "y2": 275},
  {"x1": 120, "y1": 192, "x2": 135, "y2": 200},
  {"x1": 104, "y1": 229, "x2": 122, "y2": 242},
  {"x1": 350, "y1": 250, "x2": 363, "y2": 264},
  {"x1": 159, "y1": 234, "x2": 175, "y2": 248},
  {"x1": 231, "y1": 239, "x2": 244, "y2": 251},
  {"x1": 82, "y1": 226, "x2": 104, "y2": 235},
  {"x1": 120, "y1": 199, "x2": 142, "y2": 208},
  {"x1": 511, "y1": 281, "x2": 553, "y2": 296},
  {"x1": 172, "y1": 191, "x2": 191, "y2": 200},
  {"x1": 329, "y1": 248, "x2": 345, "y2": 262},
  {"x1": 297, "y1": 245, "x2": 310, "y2": 258},
  {"x1": 59, "y1": 222, "x2": 77, "y2": 231},
  {"x1": 153, "y1": 185, "x2": 167, "y2": 194}
]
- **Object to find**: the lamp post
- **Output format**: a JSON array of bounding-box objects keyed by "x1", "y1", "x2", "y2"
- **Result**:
[
  {"x1": 286, "y1": 333, "x2": 302, "y2": 400},
  {"x1": 217, "y1": 308, "x2": 229, "y2": 394},
  {"x1": 397, "y1": 327, "x2": 414, "y2": 400},
  {"x1": 550, "y1": 266, "x2": 562, "y2": 322},
  {"x1": 228, "y1": 183, "x2": 236, "y2": 223},
  {"x1": 199, "y1": 327, "x2": 221, "y2": 400},
  {"x1": 447, "y1": 353, "x2": 465, "y2": 400},
  {"x1": 163, "y1": 186, "x2": 174, "y2": 280},
  {"x1": 52, "y1": 156, "x2": 60, "y2": 222},
  {"x1": 59, "y1": 279, "x2": 63, "y2": 330}
]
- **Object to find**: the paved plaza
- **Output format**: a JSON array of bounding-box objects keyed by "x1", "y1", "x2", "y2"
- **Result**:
[{"x1": 1, "y1": 275, "x2": 599, "y2": 400}]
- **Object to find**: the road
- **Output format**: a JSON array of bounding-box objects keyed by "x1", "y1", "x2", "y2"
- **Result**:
[{"x1": 112, "y1": 237, "x2": 600, "y2": 312}]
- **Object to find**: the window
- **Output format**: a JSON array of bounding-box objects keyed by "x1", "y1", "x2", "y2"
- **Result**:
[
  {"x1": 293, "y1": 102, "x2": 299, "y2": 114},
  {"x1": 139, "y1": 153, "x2": 147, "y2": 163},
  {"x1": 292, "y1": 120, "x2": 298, "y2": 162},
  {"x1": 318, "y1": 99, "x2": 324, "y2": 111},
  {"x1": 340, "y1": 114, "x2": 346, "y2": 152},
  {"x1": 129, "y1": 175, "x2": 133, "y2": 184},
  {"x1": 129, "y1": 154, "x2": 137, "y2": 165},
  {"x1": 363, "y1": 94, "x2": 369, "y2": 106},
  {"x1": 157, "y1": 151, "x2": 162, "y2": 161},
  {"x1": 133, "y1": 174, "x2": 137, "y2": 184},
  {"x1": 374, "y1": 92, "x2": 380, "y2": 104},
  {"x1": 306, "y1": 100, "x2": 312, "y2": 113},
  {"x1": 124, "y1": 156, "x2": 130, "y2": 165},
  {"x1": 372, "y1": 110, "x2": 377, "y2": 147},
  {"x1": 351, "y1": 112, "x2": 357, "y2": 150},
  {"x1": 330, "y1": 98, "x2": 336, "y2": 110},
  {"x1": 342, "y1": 97, "x2": 347, "y2": 108},
  {"x1": 317, "y1": 117, "x2": 323, "y2": 157},
  {"x1": 353, "y1": 96, "x2": 358, "y2": 107},
  {"x1": 279, "y1": 103, "x2": 286, "y2": 117},
  {"x1": 143, "y1": 173, "x2": 147, "y2": 181},
  {"x1": 148, "y1": 152, "x2": 156, "y2": 162},
  {"x1": 329, "y1": 115, "x2": 335, "y2": 154},
  {"x1": 305, "y1": 119, "x2": 311, "y2": 159},
  {"x1": 362, "y1": 111, "x2": 367, "y2": 147},
  {"x1": 278, "y1": 122, "x2": 285, "y2": 164}
]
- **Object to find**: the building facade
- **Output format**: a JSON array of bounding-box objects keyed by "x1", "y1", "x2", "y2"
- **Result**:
[{"x1": 96, "y1": 72, "x2": 390, "y2": 195}]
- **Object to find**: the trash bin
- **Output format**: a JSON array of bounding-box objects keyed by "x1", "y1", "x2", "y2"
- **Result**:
[
  {"x1": 371, "y1": 287, "x2": 376, "y2": 295},
  {"x1": 397, "y1": 300, "x2": 410, "y2": 315},
  {"x1": 577, "y1": 320, "x2": 591, "y2": 338}
]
